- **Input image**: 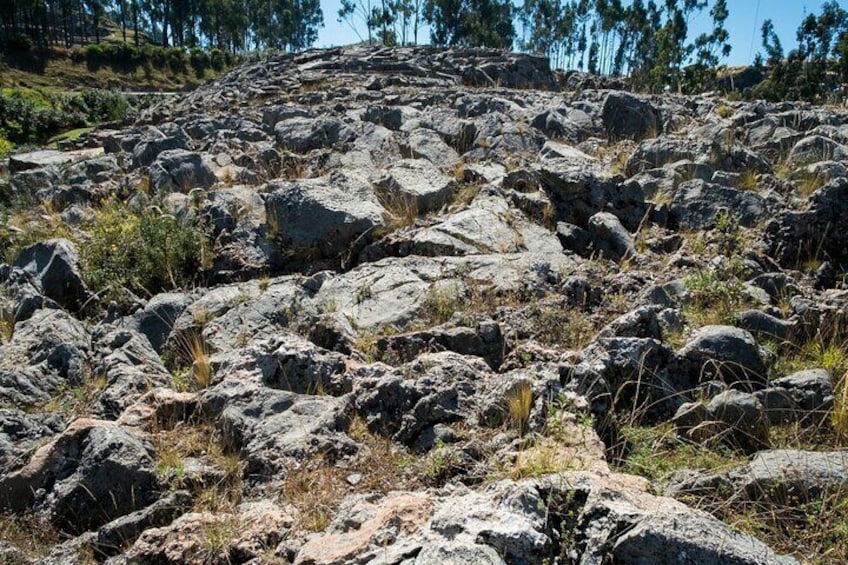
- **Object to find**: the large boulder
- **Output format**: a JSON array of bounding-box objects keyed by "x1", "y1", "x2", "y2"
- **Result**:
[
  {"x1": 377, "y1": 159, "x2": 456, "y2": 214},
  {"x1": 11, "y1": 238, "x2": 94, "y2": 315},
  {"x1": 670, "y1": 179, "x2": 769, "y2": 229},
  {"x1": 601, "y1": 92, "x2": 662, "y2": 141},
  {"x1": 264, "y1": 172, "x2": 386, "y2": 258},
  {"x1": 274, "y1": 116, "x2": 356, "y2": 153},
  {"x1": 0, "y1": 419, "x2": 159, "y2": 535},
  {"x1": 677, "y1": 326, "x2": 768, "y2": 389},
  {"x1": 765, "y1": 178, "x2": 848, "y2": 269},
  {"x1": 148, "y1": 149, "x2": 217, "y2": 193}
]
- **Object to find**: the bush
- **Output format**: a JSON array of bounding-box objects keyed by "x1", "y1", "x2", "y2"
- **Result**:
[
  {"x1": 0, "y1": 136, "x2": 12, "y2": 157},
  {"x1": 189, "y1": 48, "x2": 210, "y2": 75},
  {"x1": 210, "y1": 49, "x2": 225, "y2": 72},
  {"x1": 166, "y1": 48, "x2": 187, "y2": 73},
  {"x1": 2, "y1": 34, "x2": 34, "y2": 52},
  {"x1": 80, "y1": 201, "x2": 212, "y2": 304}
]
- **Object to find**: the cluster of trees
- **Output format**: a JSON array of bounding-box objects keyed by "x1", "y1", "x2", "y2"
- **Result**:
[
  {"x1": 3, "y1": 0, "x2": 848, "y2": 101},
  {"x1": 0, "y1": 0, "x2": 323, "y2": 52},
  {"x1": 754, "y1": 1, "x2": 848, "y2": 102},
  {"x1": 519, "y1": 0, "x2": 730, "y2": 92}
]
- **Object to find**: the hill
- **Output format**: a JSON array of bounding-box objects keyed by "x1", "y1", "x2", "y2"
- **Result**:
[{"x1": 0, "y1": 46, "x2": 847, "y2": 564}]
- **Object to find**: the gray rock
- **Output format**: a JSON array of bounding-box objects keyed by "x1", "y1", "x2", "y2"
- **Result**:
[
  {"x1": 374, "y1": 321, "x2": 504, "y2": 370},
  {"x1": 132, "y1": 135, "x2": 188, "y2": 168},
  {"x1": 93, "y1": 490, "x2": 193, "y2": 558},
  {"x1": 0, "y1": 309, "x2": 90, "y2": 407},
  {"x1": 670, "y1": 179, "x2": 768, "y2": 229},
  {"x1": 91, "y1": 328, "x2": 172, "y2": 420},
  {"x1": 677, "y1": 325, "x2": 768, "y2": 389},
  {"x1": 355, "y1": 351, "x2": 494, "y2": 447},
  {"x1": 755, "y1": 369, "x2": 834, "y2": 425},
  {"x1": 264, "y1": 171, "x2": 386, "y2": 258},
  {"x1": 149, "y1": 149, "x2": 217, "y2": 193},
  {"x1": 0, "y1": 420, "x2": 158, "y2": 535},
  {"x1": 129, "y1": 292, "x2": 193, "y2": 353},
  {"x1": 587, "y1": 211, "x2": 635, "y2": 260},
  {"x1": 201, "y1": 378, "x2": 355, "y2": 474},
  {"x1": 11, "y1": 238, "x2": 94, "y2": 315},
  {"x1": 404, "y1": 128, "x2": 461, "y2": 169},
  {"x1": 575, "y1": 337, "x2": 684, "y2": 423},
  {"x1": 601, "y1": 92, "x2": 662, "y2": 141},
  {"x1": 274, "y1": 116, "x2": 356, "y2": 153},
  {"x1": 377, "y1": 159, "x2": 456, "y2": 214},
  {"x1": 537, "y1": 161, "x2": 646, "y2": 231},
  {"x1": 734, "y1": 310, "x2": 795, "y2": 342},
  {"x1": 787, "y1": 135, "x2": 848, "y2": 166},
  {"x1": 707, "y1": 389, "x2": 770, "y2": 452},
  {"x1": 362, "y1": 192, "x2": 562, "y2": 260},
  {"x1": 9, "y1": 148, "x2": 104, "y2": 174},
  {"x1": 765, "y1": 178, "x2": 848, "y2": 269}
]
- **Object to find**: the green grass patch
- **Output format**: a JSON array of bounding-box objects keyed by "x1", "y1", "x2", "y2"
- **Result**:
[{"x1": 611, "y1": 422, "x2": 744, "y2": 489}]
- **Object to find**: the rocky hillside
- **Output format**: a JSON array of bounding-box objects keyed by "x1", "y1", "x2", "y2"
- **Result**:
[{"x1": 1, "y1": 45, "x2": 847, "y2": 564}]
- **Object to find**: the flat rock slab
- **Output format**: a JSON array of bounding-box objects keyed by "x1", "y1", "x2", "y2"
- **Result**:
[{"x1": 9, "y1": 148, "x2": 104, "y2": 173}]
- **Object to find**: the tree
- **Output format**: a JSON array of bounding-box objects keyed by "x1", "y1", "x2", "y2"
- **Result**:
[{"x1": 424, "y1": 0, "x2": 514, "y2": 48}]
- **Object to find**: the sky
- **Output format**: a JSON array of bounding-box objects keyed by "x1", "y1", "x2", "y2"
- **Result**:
[{"x1": 316, "y1": 0, "x2": 848, "y2": 67}]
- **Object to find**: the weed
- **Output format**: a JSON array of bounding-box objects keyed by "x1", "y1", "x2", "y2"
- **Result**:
[
  {"x1": 507, "y1": 382, "x2": 533, "y2": 436},
  {"x1": 0, "y1": 514, "x2": 60, "y2": 560},
  {"x1": 420, "y1": 283, "x2": 467, "y2": 326},
  {"x1": 80, "y1": 199, "x2": 212, "y2": 306},
  {"x1": 376, "y1": 186, "x2": 420, "y2": 232},
  {"x1": 739, "y1": 170, "x2": 759, "y2": 191},
  {"x1": 715, "y1": 104, "x2": 734, "y2": 119},
  {"x1": 611, "y1": 422, "x2": 744, "y2": 489}
]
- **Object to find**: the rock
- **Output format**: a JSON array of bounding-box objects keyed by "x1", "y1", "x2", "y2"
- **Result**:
[
  {"x1": 733, "y1": 310, "x2": 795, "y2": 342},
  {"x1": 125, "y1": 501, "x2": 293, "y2": 564},
  {"x1": 91, "y1": 328, "x2": 172, "y2": 419},
  {"x1": 9, "y1": 148, "x2": 104, "y2": 174},
  {"x1": 404, "y1": 128, "x2": 461, "y2": 169},
  {"x1": 11, "y1": 238, "x2": 94, "y2": 315},
  {"x1": 201, "y1": 378, "x2": 355, "y2": 474},
  {"x1": 754, "y1": 369, "x2": 834, "y2": 424},
  {"x1": 601, "y1": 92, "x2": 662, "y2": 141},
  {"x1": 765, "y1": 178, "x2": 848, "y2": 269},
  {"x1": 264, "y1": 171, "x2": 386, "y2": 259},
  {"x1": 132, "y1": 134, "x2": 188, "y2": 168},
  {"x1": 573, "y1": 337, "x2": 684, "y2": 423},
  {"x1": 354, "y1": 351, "x2": 494, "y2": 447},
  {"x1": 707, "y1": 389, "x2": 770, "y2": 452},
  {"x1": 92, "y1": 490, "x2": 193, "y2": 558},
  {"x1": 362, "y1": 191, "x2": 562, "y2": 261},
  {"x1": 374, "y1": 321, "x2": 505, "y2": 370},
  {"x1": 149, "y1": 149, "x2": 217, "y2": 193},
  {"x1": 787, "y1": 135, "x2": 848, "y2": 166},
  {"x1": 377, "y1": 158, "x2": 456, "y2": 214},
  {"x1": 0, "y1": 309, "x2": 90, "y2": 407},
  {"x1": 586, "y1": 211, "x2": 635, "y2": 260},
  {"x1": 0, "y1": 408, "x2": 63, "y2": 473},
  {"x1": 274, "y1": 116, "x2": 356, "y2": 153},
  {"x1": 677, "y1": 326, "x2": 768, "y2": 389},
  {"x1": 537, "y1": 161, "x2": 646, "y2": 231},
  {"x1": 129, "y1": 292, "x2": 193, "y2": 353},
  {"x1": 670, "y1": 179, "x2": 768, "y2": 229},
  {"x1": 0, "y1": 419, "x2": 158, "y2": 535}
]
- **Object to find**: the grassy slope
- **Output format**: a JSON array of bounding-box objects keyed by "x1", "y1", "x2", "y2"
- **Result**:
[{"x1": 2, "y1": 46, "x2": 221, "y2": 91}]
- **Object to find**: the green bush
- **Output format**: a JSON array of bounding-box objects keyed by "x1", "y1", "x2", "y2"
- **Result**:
[
  {"x1": 0, "y1": 88, "x2": 132, "y2": 144},
  {"x1": 80, "y1": 201, "x2": 212, "y2": 304},
  {"x1": 0, "y1": 136, "x2": 12, "y2": 157},
  {"x1": 189, "y1": 48, "x2": 210, "y2": 75}
]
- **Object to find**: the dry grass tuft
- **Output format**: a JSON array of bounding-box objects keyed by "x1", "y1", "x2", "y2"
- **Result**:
[{"x1": 507, "y1": 382, "x2": 533, "y2": 437}]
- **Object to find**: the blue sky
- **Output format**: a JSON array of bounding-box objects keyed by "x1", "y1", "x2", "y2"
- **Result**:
[{"x1": 316, "y1": 0, "x2": 847, "y2": 67}]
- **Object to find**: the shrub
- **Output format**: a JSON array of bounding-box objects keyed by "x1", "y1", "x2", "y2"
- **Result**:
[
  {"x1": 0, "y1": 136, "x2": 12, "y2": 157},
  {"x1": 80, "y1": 201, "x2": 212, "y2": 304}
]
